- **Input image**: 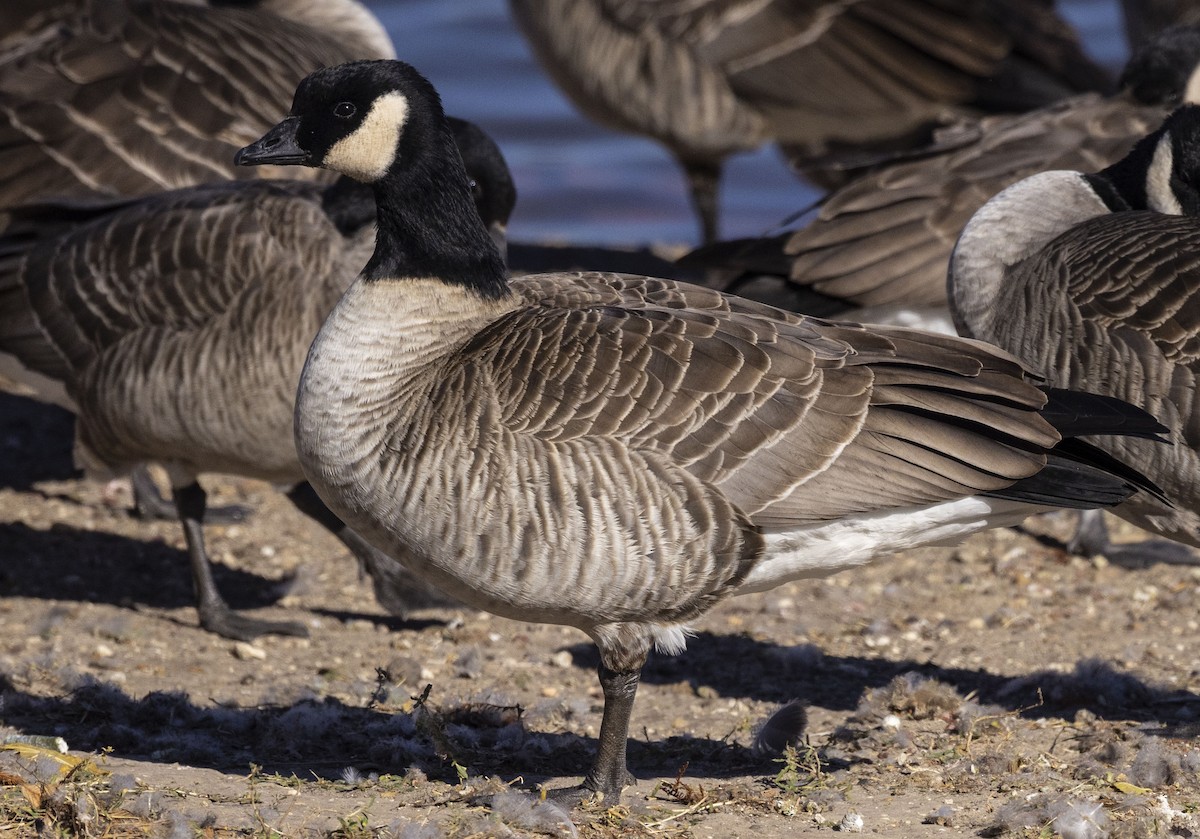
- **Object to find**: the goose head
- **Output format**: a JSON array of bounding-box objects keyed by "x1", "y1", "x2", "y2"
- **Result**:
[
  {"x1": 236, "y1": 60, "x2": 508, "y2": 296},
  {"x1": 1120, "y1": 24, "x2": 1200, "y2": 109},
  {"x1": 235, "y1": 60, "x2": 444, "y2": 184}
]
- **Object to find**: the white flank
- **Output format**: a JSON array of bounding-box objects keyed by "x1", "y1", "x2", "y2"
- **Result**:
[
  {"x1": 738, "y1": 497, "x2": 1039, "y2": 594},
  {"x1": 850, "y1": 304, "x2": 956, "y2": 335}
]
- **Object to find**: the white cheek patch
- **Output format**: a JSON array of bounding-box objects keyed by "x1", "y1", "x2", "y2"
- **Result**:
[
  {"x1": 1185, "y1": 63, "x2": 1200, "y2": 105},
  {"x1": 1147, "y1": 134, "x2": 1184, "y2": 215},
  {"x1": 323, "y1": 91, "x2": 409, "y2": 182}
]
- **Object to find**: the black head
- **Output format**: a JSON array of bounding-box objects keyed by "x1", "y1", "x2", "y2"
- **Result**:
[
  {"x1": 236, "y1": 59, "x2": 447, "y2": 184},
  {"x1": 447, "y1": 117, "x2": 516, "y2": 228},
  {"x1": 237, "y1": 60, "x2": 508, "y2": 296},
  {"x1": 1119, "y1": 25, "x2": 1200, "y2": 107},
  {"x1": 446, "y1": 116, "x2": 516, "y2": 257},
  {"x1": 1091, "y1": 104, "x2": 1200, "y2": 215}
]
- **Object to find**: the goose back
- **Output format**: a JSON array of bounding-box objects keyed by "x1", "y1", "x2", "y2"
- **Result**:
[
  {"x1": 0, "y1": 0, "x2": 393, "y2": 205},
  {"x1": 510, "y1": 0, "x2": 1107, "y2": 166}
]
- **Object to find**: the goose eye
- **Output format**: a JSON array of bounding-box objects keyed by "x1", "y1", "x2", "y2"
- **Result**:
[
  {"x1": 334, "y1": 102, "x2": 356, "y2": 118},
  {"x1": 469, "y1": 178, "x2": 481, "y2": 197}
]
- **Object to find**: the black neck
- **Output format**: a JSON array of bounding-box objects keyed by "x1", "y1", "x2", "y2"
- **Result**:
[
  {"x1": 362, "y1": 127, "x2": 509, "y2": 299},
  {"x1": 1091, "y1": 129, "x2": 1162, "y2": 211}
]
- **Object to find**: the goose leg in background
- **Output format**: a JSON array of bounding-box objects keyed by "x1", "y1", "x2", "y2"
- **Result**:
[
  {"x1": 132, "y1": 463, "x2": 250, "y2": 525},
  {"x1": 169, "y1": 470, "x2": 309, "y2": 641},
  {"x1": 1067, "y1": 508, "x2": 1199, "y2": 566},
  {"x1": 1066, "y1": 508, "x2": 1112, "y2": 556},
  {"x1": 284, "y1": 482, "x2": 460, "y2": 618},
  {"x1": 685, "y1": 159, "x2": 722, "y2": 249}
]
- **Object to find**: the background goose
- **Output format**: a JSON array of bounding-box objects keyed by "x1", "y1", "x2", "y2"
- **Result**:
[
  {"x1": 0, "y1": 123, "x2": 515, "y2": 639},
  {"x1": 507, "y1": 0, "x2": 1110, "y2": 245},
  {"x1": 0, "y1": 0, "x2": 397, "y2": 518},
  {"x1": 682, "y1": 24, "x2": 1200, "y2": 328},
  {"x1": 0, "y1": 0, "x2": 393, "y2": 208},
  {"x1": 238, "y1": 59, "x2": 1168, "y2": 801},
  {"x1": 950, "y1": 104, "x2": 1200, "y2": 563}
]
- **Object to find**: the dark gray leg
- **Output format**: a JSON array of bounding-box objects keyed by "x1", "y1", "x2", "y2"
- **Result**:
[
  {"x1": 134, "y1": 464, "x2": 249, "y2": 524},
  {"x1": 284, "y1": 482, "x2": 458, "y2": 616},
  {"x1": 548, "y1": 661, "x2": 641, "y2": 805},
  {"x1": 583, "y1": 664, "x2": 641, "y2": 797},
  {"x1": 174, "y1": 481, "x2": 308, "y2": 640}
]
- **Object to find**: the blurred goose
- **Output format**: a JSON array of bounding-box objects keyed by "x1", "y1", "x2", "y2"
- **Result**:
[
  {"x1": 683, "y1": 25, "x2": 1200, "y2": 328},
  {"x1": 0, "y1": 0, "x2": 394, "y2": 207},
  {"x1": 0, "y1": 118, "x2": 515, "y2": 640},
  {"x1": 508, "y1": 0, "x2": 1110, "y2": 244},
  {"x1": 237, "y1": 59, "x2": 1167, "y2": 800},
  {"x1": 950, "y1": 105, "x2": 1200, "y2": 562}
]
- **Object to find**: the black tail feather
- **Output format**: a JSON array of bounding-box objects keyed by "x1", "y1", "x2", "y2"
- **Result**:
[
  {"x1": 1038, "y1": 386, "x2": 1169, "y2": 442},
  {"x1": 985, "y1": 387, "x2": 1171, "y2": 510}
]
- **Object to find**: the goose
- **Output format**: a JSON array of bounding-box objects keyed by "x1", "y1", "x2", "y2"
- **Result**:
[
  {"x1": 507, "y1": 0, "x2": 1110, "y2": 244},
  {"x1": 237, "y1": 59, "x2": 1169, "y2": 801},
  {"x1": 0, "y1": 0, "x2": 394, "y2": 207},
  {"x1": 682, "y1": 24, "x2": 1200, "y2": 329},
  {"x1": 0, "y1": 116, "x2": 515, "y2": 640},
  {"x1": 949, "y1": 104, "x2": 1200, "y2": 562},
  {"x1": 0, "y1": 0, "x2": 398, "y2": 519}
]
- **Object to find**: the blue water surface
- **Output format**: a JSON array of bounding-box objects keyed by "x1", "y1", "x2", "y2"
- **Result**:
[{"x1": 367, "y1": 0, "x2": 1129, "y2": 247}]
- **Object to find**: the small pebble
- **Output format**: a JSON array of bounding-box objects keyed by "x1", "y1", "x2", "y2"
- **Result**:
[
  {"x1": 837, "y1": 813, "x2": 864, "y2": 833},
  {"x1": 881, "y1": 714, "x2": 901, "y2": 731},
  {"x1": 550, "y1": 650, "x2": 573, "y2": 668},
  {"x1": 233, "y1": 642, "x2": 266, "y2": 661}
]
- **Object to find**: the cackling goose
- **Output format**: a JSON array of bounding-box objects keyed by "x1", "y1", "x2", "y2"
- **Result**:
[{"x1": 238, "y1": 59, "x2": 1168, "y2": 800}]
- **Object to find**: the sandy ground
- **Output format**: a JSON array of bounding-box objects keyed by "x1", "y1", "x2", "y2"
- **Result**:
[{"x1": 3, "y1": 390, "x2": 1200, "y2": 838}]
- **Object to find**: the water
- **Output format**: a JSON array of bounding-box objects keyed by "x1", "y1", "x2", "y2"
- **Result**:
[{"x1": 369, "y1": 0, "x2": 1130, "y2": 247}]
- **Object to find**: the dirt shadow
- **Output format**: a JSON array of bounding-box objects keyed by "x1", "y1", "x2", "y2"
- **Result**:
[
  {"x1": 0, "y1": 521, "x2": 289, "y2": 611},
  {"x1": 3, "y1": 649, "x2": 1194, "y2": 792},
  {"x1": 0, "y1": 392, "x2": 78, "y2": 490},
  {"x1": 565, "y1": 634, "x2": 1200, "y2": 726}
]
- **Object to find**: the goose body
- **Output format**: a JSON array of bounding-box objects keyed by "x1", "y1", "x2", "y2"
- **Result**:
[
  {"x1": 238, "y1": 59, "x2": 1168, "y2": 799},
  {"x1": 685, "y1": 25, "x2": 1200, "y2": 325},
  {"x1": 508, "y1": 0, "x2": 1109, "y2": 243},
  {"x1": 0, "y1": 180, "x2": 374, "y2": 639},
  {"x1": 950, "y1": 105, "x2": 1200, "y2": 554}
]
